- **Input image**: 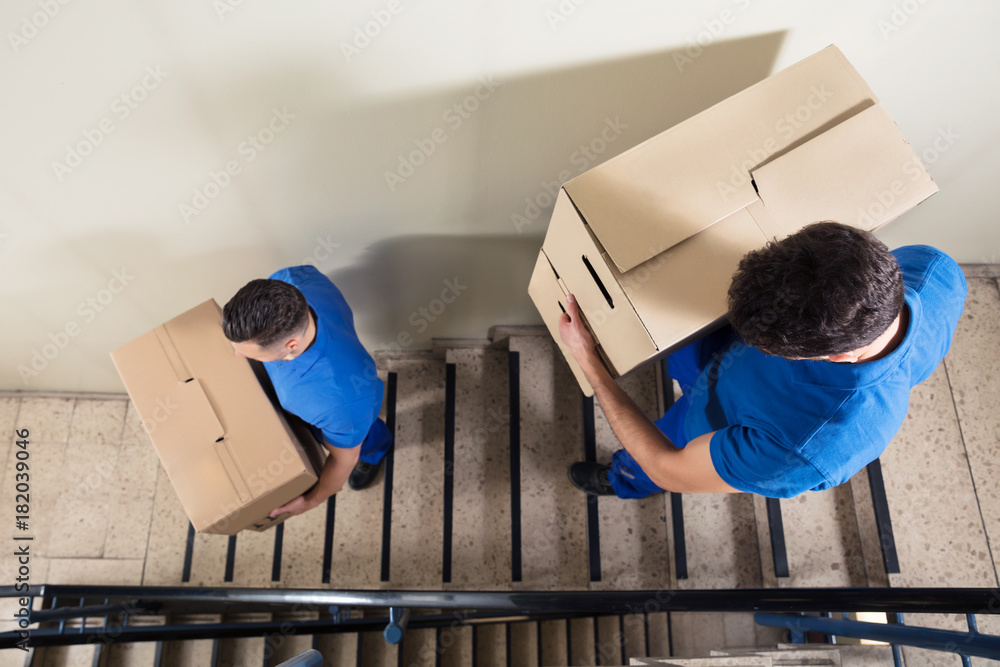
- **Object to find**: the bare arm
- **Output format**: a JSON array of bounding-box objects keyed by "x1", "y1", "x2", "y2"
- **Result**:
[
  {"x1": 270, "y1": 440, "x2": 361, "y2": 518},
  {"x1": 558, "y1": 294, "x2": 738, "y2": 494}
]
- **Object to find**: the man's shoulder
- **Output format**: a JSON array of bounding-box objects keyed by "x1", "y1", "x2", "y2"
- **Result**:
[
  {"x1": 892, "y1": 245, "x2": 966, "y2": 296},
  {"x1": 268, "y1": 265, "x2": 325, "y2": 286}
]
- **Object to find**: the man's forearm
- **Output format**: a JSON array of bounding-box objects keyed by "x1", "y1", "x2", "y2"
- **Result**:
[
  {"x1": 578, "y1": 352, "x2": 682, "y2": 490},
  {"x1": 304, "y1": 448, "x2": 356, "y2": 506}
]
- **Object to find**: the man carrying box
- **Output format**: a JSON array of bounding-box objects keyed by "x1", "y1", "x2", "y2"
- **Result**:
[
  {"x1": 561, "y1": 222, "x2": 966, "y2": 499},
  {"x1": 223, "y1": 265, "x2": 392, "y2": 518}
]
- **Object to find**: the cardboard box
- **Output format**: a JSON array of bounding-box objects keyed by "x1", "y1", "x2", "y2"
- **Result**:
[
  {"x1": 528, "y1": 46, "x2": 938, "y2": 396},
  {"x1": 110, "y1": 299, "x2": 325, "y2": 534}
]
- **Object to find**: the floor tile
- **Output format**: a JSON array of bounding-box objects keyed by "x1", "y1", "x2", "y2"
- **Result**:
[
  {"x1": 881, "y1": 365, "x2": 995, "y2": 588},
  {"x1": 383, "y1": 358, "x2": 446, "y2": 587},
  {"x1": 46, "y1": 442, "x2": 120, "y2": 558},
  {"x1": 510, "y1": 335, "x2": 588, "y2": 590},
  {"x1": 446, "y1": 348, "x2": 512, "y2": 589},
  {"x1": 943, "y1": 278, "x2": 1000, "y2": 584},
  {"x1": 16, "y1": 397, "x2": 75, "y2": 444},
  {"x1": 45, "y1": 557, "x2": 144, "y2": 585},
  {"x1": 67, "y1": 398, "x2": 126, "y2": 445},
  {"x1": 103, "y1": 439, "x2": 159, "y2": 559},
  {"x1": 593, "y1": 366, "x2": 672, "y2": 591}
]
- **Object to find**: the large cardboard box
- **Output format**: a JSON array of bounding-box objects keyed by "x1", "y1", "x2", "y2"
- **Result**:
[
  {"x1": 110, "y1": 299, "x2": 325, "y2": 534},
  {"x1": 528, "y1": 46, "x2": 938, "y2": 396}
]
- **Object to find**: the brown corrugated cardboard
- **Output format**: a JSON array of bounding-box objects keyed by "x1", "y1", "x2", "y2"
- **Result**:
[
  {"x1": 529, "y1": 45, "x2": 937, "y2": 396},
  {"x1": 110, "y1": 299, "x2": 324, "y2": 534}
]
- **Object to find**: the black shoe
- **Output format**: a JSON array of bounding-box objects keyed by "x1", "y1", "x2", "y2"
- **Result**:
[
  {"x1": 568, "y1": 462, "x2": 615, "y2": 496},
  {"x1": 348, "y1": 459, "x2": 382, "y2": 490}
]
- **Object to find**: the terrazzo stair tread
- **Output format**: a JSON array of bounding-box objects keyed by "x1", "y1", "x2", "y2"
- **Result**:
[
  {"x1": 669, "y1": 492, "x2": 761, "y2": 590},
  {"x1": 325, "y1": 370, "x2": 392, "y2": 589},
  {"x1": 629, "y1": 657, "x2": 774, "y2": 666},
  {"x1": 591, "y1": 367, "x2": 672, "y2": 591},
  {"x1": 596, "y1": 614, "x2": 629, "y2": 665},
  {"x1": 444, "y1": 348, "x2": 512, "y2": 589},
  {"x1": 508, "y1": 621, "x2": 540, "y2": 666},
  {"x1": 757, "y1": 486, "x2": 867, "y2": 588},
  {"x1": 878, "y1": 363, "x2": 996, "y2": 590},
  {"x1": 187, "y1": 532, "x2": 232, "y2": 587},
  {"x1": 897, "y1": 612, "x2": 996, "y2": 667},
  {"x1": 474, "y1": 623, "x2": 507, "y2": 667},
  {"x1": 437, "y1": 622, "x2": 474, "y2": 667},
  {"x1": 621, "y1": 613, "x2": 649, "y2": 661},
  {"x1": 17, "y1": 397, "x2": 75, "y2": 444},
  {"x1": 47, "y1": 440, "x2": 121, "y2": 558},
  {"x1": 277, "y1": 504, "x2": 329, "y2": 587},
  {"x1": 103, "y1": 432, "x2": 160, "y2": 561},
  {"x1": 399, "y1": 627, "x2": 435, "y2": 666},
  {"x1": 538, "y1": 618, "x2": 569, "y2": 666},
  {"x1": 847, "y1": 467, "x2": 890, "y2": 589},
  {"x1": 215, "y1": 636, "x2": 267, "y2": 667},
  {"x1": 360, "y1": 629, "x2": 399, "y2": 666},
  {"x1": 231, "y1": 528, "x2": 275, "y2": 587},
  {"x1": 645, "y1": 613, "x2": 671, "y2": 657},
  {"x1": 942, "y1": 278, "x2": 1000, "y2": 583},
  {"x1": 832, "y1": 645, "x2": 895, "y2": 667},
  {"x1": 508, "y1": 335, "x2": 589, "y2": 590},
  {"x1": 568, "y1": 616, "x2": 597, "y2": 665},
  {"x1": 383, "y1": 358, "x2": 447, "y2": 588},
  {"x1": 158, "y1": 638, "x2": 216, "y2": 667},
  {"x1": 312, "y1": 630, "x2": 360, "y2": 666},
  {"x1": 142, "y1": 464, "x2": 194, "y2": 585},
  {"x1": 265, "y1": 631, "x2": 314, "y2": 665},
  {"x1": 709, "y1": 647, "x2": 841, "y2": 665},
  {"x1": 34, "y1": 645, "x2": 99, "y2": 667},
  {"x1": 99, "y1": 640, "x2": 158, "y2": 666}
]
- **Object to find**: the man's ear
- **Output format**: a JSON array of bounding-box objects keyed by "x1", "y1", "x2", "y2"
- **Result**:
[{"x1": 827, "y1": 351, "x2": 859, "y2": 363}]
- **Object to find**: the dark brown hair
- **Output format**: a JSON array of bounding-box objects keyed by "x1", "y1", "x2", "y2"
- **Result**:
[
  {"x1": 727, "y1": 221, "x2": 904, "y2": 358},
  {"x1": 222, "y1": 279, "x2": 309, "y2": 349}
]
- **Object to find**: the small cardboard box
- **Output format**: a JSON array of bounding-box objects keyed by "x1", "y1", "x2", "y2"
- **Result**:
[
  {"x1": 528, "y1": 46, "x2": 938, "y2": 396},
  {"x1": 110, "y1": 299, "x2": 325, "y2": 534}
]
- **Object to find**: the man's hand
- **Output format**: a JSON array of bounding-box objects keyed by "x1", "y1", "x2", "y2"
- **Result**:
[
  {"x1": 269, "y1": 494, "x2": 316, "y2": 519},
  {"x1": 558, "y1": 294, "x2": 599, "y2": 365}
]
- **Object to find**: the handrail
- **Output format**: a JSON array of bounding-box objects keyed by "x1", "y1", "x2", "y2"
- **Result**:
[{"x1": 3, "y1": 585, "x2": 999, "y2": 615}]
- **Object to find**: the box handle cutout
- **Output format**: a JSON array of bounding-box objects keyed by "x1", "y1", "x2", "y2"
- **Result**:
[
  {"x1": 557, "y1": 301, "x2": 566, "y2": 314},
  {"x1": 582, "y1": 255, "x2": 614, "y2": 310}
]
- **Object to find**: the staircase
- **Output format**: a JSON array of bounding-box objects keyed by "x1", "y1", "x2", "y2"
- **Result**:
[{"x1": 1, "y1": 269, "x2": 998, "y2": 666}]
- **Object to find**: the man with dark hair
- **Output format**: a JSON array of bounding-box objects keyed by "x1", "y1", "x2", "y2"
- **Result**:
[
  {"x1": 223, "y1": 266, "x2": 391, "y2": 518},
  {"x1": 562, "y1": 222, "x2": 967, "y2": 499}
]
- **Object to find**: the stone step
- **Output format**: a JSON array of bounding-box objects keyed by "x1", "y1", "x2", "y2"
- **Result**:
[
  {"x1": 508, "y1": 334, "x2": 589, "y2": 589},
  {"x1": 445, "y1": 348, "x2": 513, "y2": 589}
]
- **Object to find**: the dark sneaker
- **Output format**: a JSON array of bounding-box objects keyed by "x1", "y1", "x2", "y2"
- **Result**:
[
  {"x1": 348, "y1": 459, "x2": 382, "y2": 490},
  {"x1": 567, "y1": 462, "x2": 615, "y2": 496}
]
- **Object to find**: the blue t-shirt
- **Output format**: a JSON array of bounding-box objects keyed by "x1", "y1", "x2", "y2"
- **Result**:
[
  {"x1": 263, "y1": 266, "x2": 384, "y2": 449},
  {"x1": 687, "y1": 245, "x2": 966, "y2": 498}
]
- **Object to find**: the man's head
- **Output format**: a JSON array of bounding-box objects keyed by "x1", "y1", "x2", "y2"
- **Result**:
[
  {"x1": 222, "y1": 279, "x2": 311, "y2": 362},
  {"x1": 727, "y1": 221, "x2": 904, "y2": 360}
]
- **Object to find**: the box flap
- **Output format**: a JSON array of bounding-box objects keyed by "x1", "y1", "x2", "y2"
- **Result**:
[
  {"x1": 616, "y1": 207, "x2": 768, "y2": 348},
  {"x1": 527, "y1": 251, "x2": 594, "y2": 397},
  {"x1": 751, "y1": 103, "x2": 938, "y2": 236},
  {"x1": 541, "y1": 190, "x2": 659, "y2": 374},
  {"x1": 564, "y1": 115, "x2": 758, "y2": 274}
]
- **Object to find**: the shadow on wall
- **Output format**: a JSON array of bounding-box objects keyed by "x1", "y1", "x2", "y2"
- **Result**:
[{"x1": 328, "y1": 235, "x2": 541, "y2": 352}]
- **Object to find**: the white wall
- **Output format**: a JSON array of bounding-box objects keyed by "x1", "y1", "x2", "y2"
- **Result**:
[{"x1": 2, "y1": 0, "x2": 997, "y2": 392}]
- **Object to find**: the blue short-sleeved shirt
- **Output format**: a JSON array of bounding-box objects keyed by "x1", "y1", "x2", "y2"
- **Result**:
[
  {"x1": 685, "y1": 246, "x2": 966, "y2": 498},
  {"x1": 263, "y1": 266, "x2": 384, "y2": 449}
]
